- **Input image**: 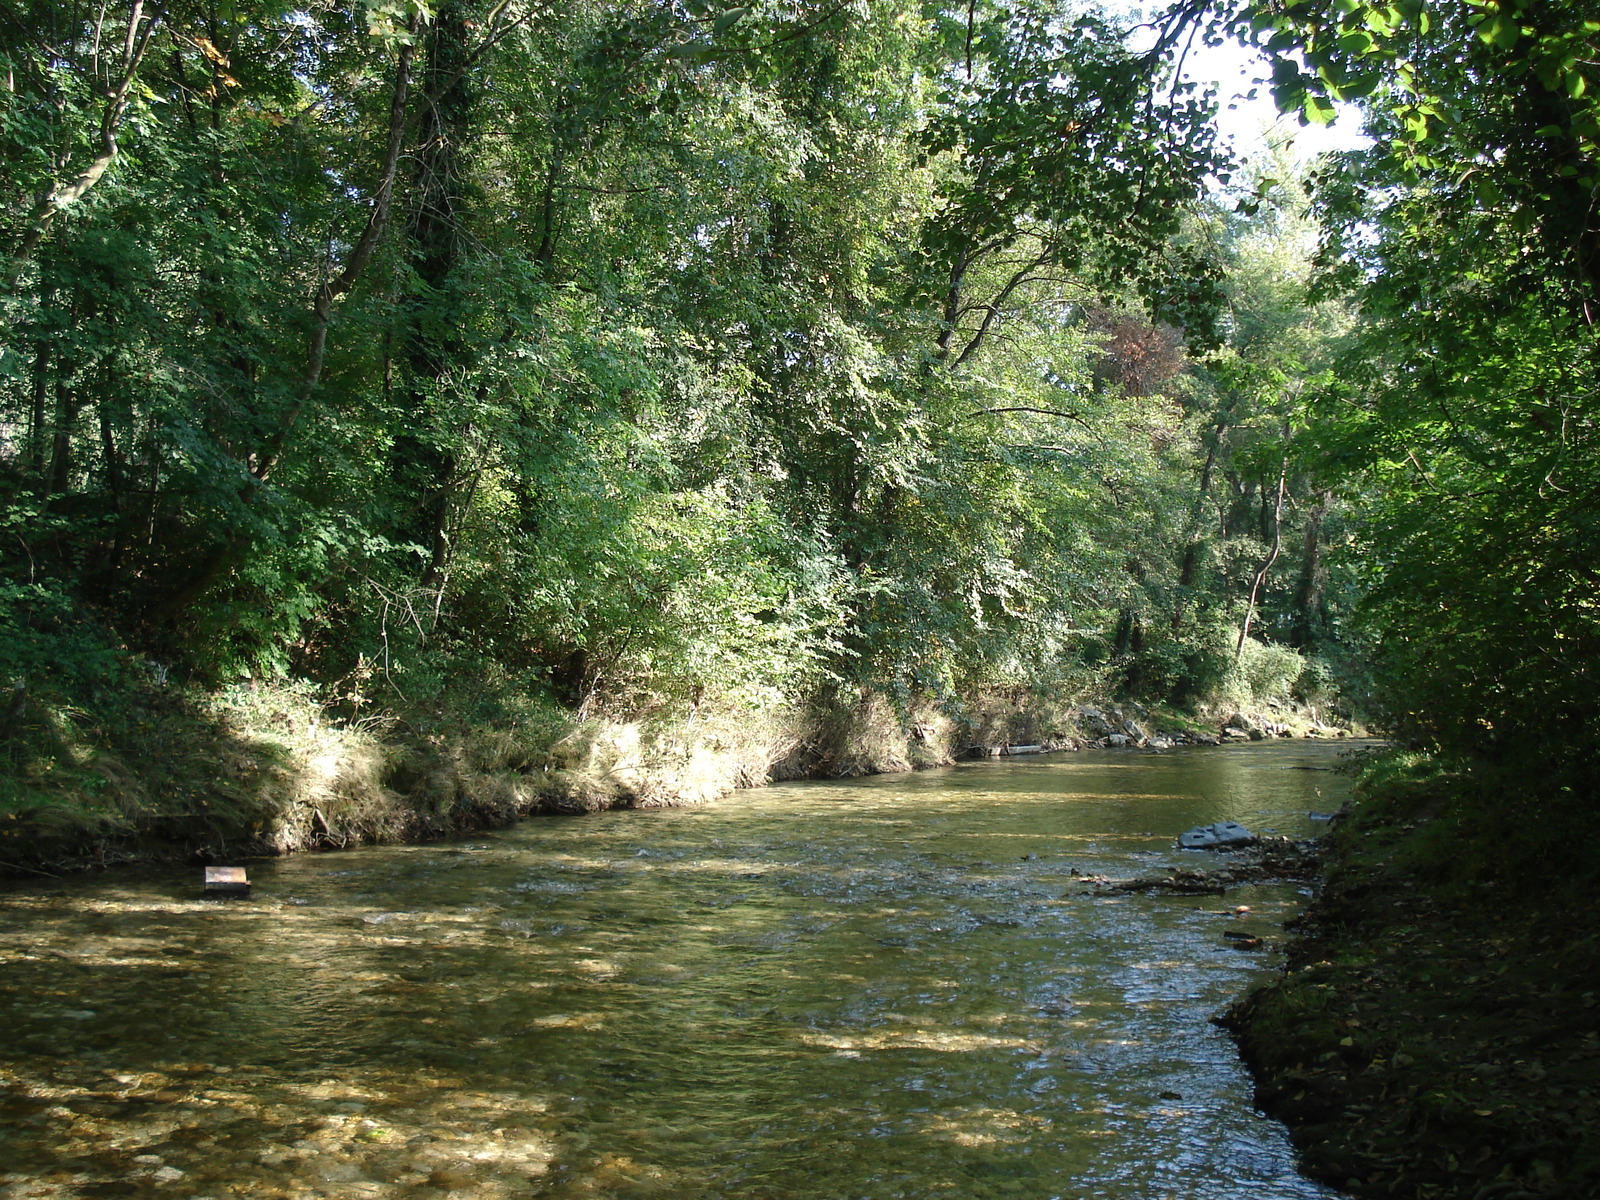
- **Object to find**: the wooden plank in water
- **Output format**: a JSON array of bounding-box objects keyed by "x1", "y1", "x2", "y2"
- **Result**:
[{"x1": 203, "y1": 866, "x2": 251, "y2": 897}]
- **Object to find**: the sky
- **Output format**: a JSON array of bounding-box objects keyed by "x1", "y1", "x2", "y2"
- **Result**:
[
  {"x1": 1178, "y1": 29, "x2": 1373, "y2": 162},
  {"x1": 1114, "y1": 4, "x2": 1374, "y2": 164}
]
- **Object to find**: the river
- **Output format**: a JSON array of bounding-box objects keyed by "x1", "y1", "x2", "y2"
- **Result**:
[{"x1": 0, "y1": 739, "x2": 1364, "y2": 1200}]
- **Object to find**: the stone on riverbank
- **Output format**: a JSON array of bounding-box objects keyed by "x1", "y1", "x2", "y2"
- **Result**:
[{"x1": 1179, "y1": 821, "x2": 1257, "y2": 850}]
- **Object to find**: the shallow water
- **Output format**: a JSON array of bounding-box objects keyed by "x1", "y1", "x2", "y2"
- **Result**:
[{"x1": 0, "y1": 740, "x2": 1365, "y2": 1200}]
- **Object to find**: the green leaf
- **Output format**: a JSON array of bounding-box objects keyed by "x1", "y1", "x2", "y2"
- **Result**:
[
  {"x1": 1477, "y1": 15, "x2": 1520, "y2": 49},
  {"x1": 1334, "y1": 72, "x2": 1381, "y2": 99},
  {"x1": 1470, "y1": 175, "x2": 1504, "y2": 206},
  {"x1": 1304, "y1": 93, "x2": 1338, "y2": 126},
  {"x1": 665, "y1": 43, "x2": 718, "y2": 62},
  {"x1": 713, "y1": 6, "x2": 749, "y2": 35}
]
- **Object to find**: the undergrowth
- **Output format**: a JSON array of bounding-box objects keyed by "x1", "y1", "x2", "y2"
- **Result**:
[
  {"x1": 1228, "y1": 747, "x2": 1600, "y2": 1199},
  {"x1": 1, "y1": 661, "x2": 1112, "y2": 872}
]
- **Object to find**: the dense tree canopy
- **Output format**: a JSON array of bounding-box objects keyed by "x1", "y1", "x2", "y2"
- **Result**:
[
  {"x1": 0, "y1": 0, "x2": 1268, "y2": 717},
  {"x1": 2, "y1": 0, "x2": 1591, "y2": 795},
  {"x1": 1235, "y1": 0, "x2": 1600, "y2": 769}
]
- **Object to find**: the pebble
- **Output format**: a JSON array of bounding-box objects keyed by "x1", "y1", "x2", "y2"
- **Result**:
[
  {"x1": 315, "y1": 1160, "x2": 367, "y2": 1183},
  {"x1": 428, "y1": 1167, "x2": 477, "y2": 1190}
]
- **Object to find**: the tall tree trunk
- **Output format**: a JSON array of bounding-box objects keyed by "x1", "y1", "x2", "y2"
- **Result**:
[
  {"x1": 1171, "y1": 401, "x2": 1232, "y2": 632},
  {"x1": 97, "y1": 397, "x2": 128, "y2": 581},
  {"x1": 1290, "y1": 490, "x2": 1330, "y2": 650},
  {"x1": 1236, "y1": 459, "x2": 1289, "y2": 658},
  {"x1": 393, "y1": 0, "x2": 474, "y2": 596},
  {"x1": 45, "y1": 389, "x2": 82, "y2": 500},
  {"x1": 26, "y1": 299, "x2": 53, "y2": 484}
]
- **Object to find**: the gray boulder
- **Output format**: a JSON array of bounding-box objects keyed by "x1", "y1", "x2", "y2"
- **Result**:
[
  {"x1": 1178, "y1": 821, "x2": 1257, "y2": 850},
  {"x1": 1223, "y1": 712, "x2": 1266, "y2": 741},
  {"x1": 1077, "y1": 706, "x2": 1116, "y2": 738}
]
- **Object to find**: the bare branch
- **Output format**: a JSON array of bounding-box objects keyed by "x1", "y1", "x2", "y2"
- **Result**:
[
  {"x1": 967, "y1": 406, "x2": 1094, "y2": 431},
  {"x1": 950, "y1": 248, "x2": 1054, "y2": 367}
]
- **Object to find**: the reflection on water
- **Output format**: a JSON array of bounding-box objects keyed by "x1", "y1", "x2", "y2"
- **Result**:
[{"x1": 0, "y1": 740, "x2": 1364, "y2": 1200}]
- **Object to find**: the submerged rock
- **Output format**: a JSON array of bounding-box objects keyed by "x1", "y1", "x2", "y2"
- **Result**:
[{"x1": 1075, "y1": 835, "x2": 1320, "y2": 896}]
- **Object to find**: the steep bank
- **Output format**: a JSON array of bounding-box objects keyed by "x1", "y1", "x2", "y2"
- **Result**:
[
  {"x1": 0, "y1": 670, "x2": 1344, "y2": 876},
  {"x1": 1226, "y1": 756, "x2": 1600, "y2": 1200}
]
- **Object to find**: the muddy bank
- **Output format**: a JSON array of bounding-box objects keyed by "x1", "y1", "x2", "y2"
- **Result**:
[{"x1": 1224, "y1": 787, "x2": 1600, "y2": 1200}]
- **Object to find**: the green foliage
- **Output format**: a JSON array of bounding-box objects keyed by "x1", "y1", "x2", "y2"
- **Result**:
[
  {"x1": 1222, "y1": 635, "x2": 1306, "y2": 707},
  {"x1": 1242, "y1": 1, "x2": 1600, "y2": 301},
  {"x1": 1, "y1": 0, "x2": 1365, "y2": 855},
  {"x1": 1240, "y1": 0, "x2": 1600, "y2": 771}
]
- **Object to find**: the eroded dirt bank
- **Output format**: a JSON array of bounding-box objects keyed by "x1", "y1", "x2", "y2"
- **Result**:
[{"x1": 3, "y1": 682, "x2": 1345, "y2": 877}]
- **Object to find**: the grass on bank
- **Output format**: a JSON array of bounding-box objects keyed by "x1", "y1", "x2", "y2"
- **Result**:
[
  {"x1": 1229, "y1": 751, "x2": 1600, "y2": 1200},
  {"x1": 0, "y1": 671, "x2": 807, "y2": 870},
  {"x1": 0, "y1": 666, "x2": 1099, "y2": 871},
  {"x1": 0, "y1": 621, "x2": 1360, "y2": 874}
]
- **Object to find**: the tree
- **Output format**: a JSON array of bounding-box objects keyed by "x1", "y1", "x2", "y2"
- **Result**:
[{"x1": 1238, "y1": 0, "x2": 1600, "y2": 764}]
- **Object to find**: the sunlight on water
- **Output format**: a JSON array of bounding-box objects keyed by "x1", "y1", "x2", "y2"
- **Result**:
[{"x1": 0, "y1": 741, "x2": 1366, "y2": 1199}]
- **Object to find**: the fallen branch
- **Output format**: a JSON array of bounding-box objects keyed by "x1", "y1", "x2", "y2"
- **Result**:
[{"x1": 1074, "y1": 837, "x2": 1321, "y2": 896}]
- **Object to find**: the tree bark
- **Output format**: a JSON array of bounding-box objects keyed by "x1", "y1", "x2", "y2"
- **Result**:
[
  {"x1": 1290, "y1": 490, "x2": 1330, "y2": 650},
  {"x1": 1236, "y1": 458, "x2": 1288, "y2": 659},
  {"x1": 1171, "y1": 400, "x2": 1232, "y2": 632}
]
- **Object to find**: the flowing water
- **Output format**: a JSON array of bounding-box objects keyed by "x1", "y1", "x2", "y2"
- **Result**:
[{"x1": 0, "y1": 739, "x2": 1366, "y2": 1200}]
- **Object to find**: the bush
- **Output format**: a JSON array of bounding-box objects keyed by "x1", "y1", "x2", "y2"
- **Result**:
[{"x1": 1217, "y1": 634, "x2": 1305, "y2": 708}]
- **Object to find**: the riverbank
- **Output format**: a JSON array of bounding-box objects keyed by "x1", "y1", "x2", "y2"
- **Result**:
[
  {"x1": 0, "y1": 669, "x2": 1348, "y2": 877},
  {"x1": 1226, "y1": 754, "x2": 1600, "y2": 1200}
]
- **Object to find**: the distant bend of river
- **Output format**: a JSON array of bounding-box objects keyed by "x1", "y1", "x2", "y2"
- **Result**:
[{"x1": 0, "y1": 740, "x2": 1368, "y2": 1200}]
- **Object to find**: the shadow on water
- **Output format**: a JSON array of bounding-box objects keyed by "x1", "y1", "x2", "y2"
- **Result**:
[{"x1": 0, "y1": 741, "x2": 1368, "y2": 1199}]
